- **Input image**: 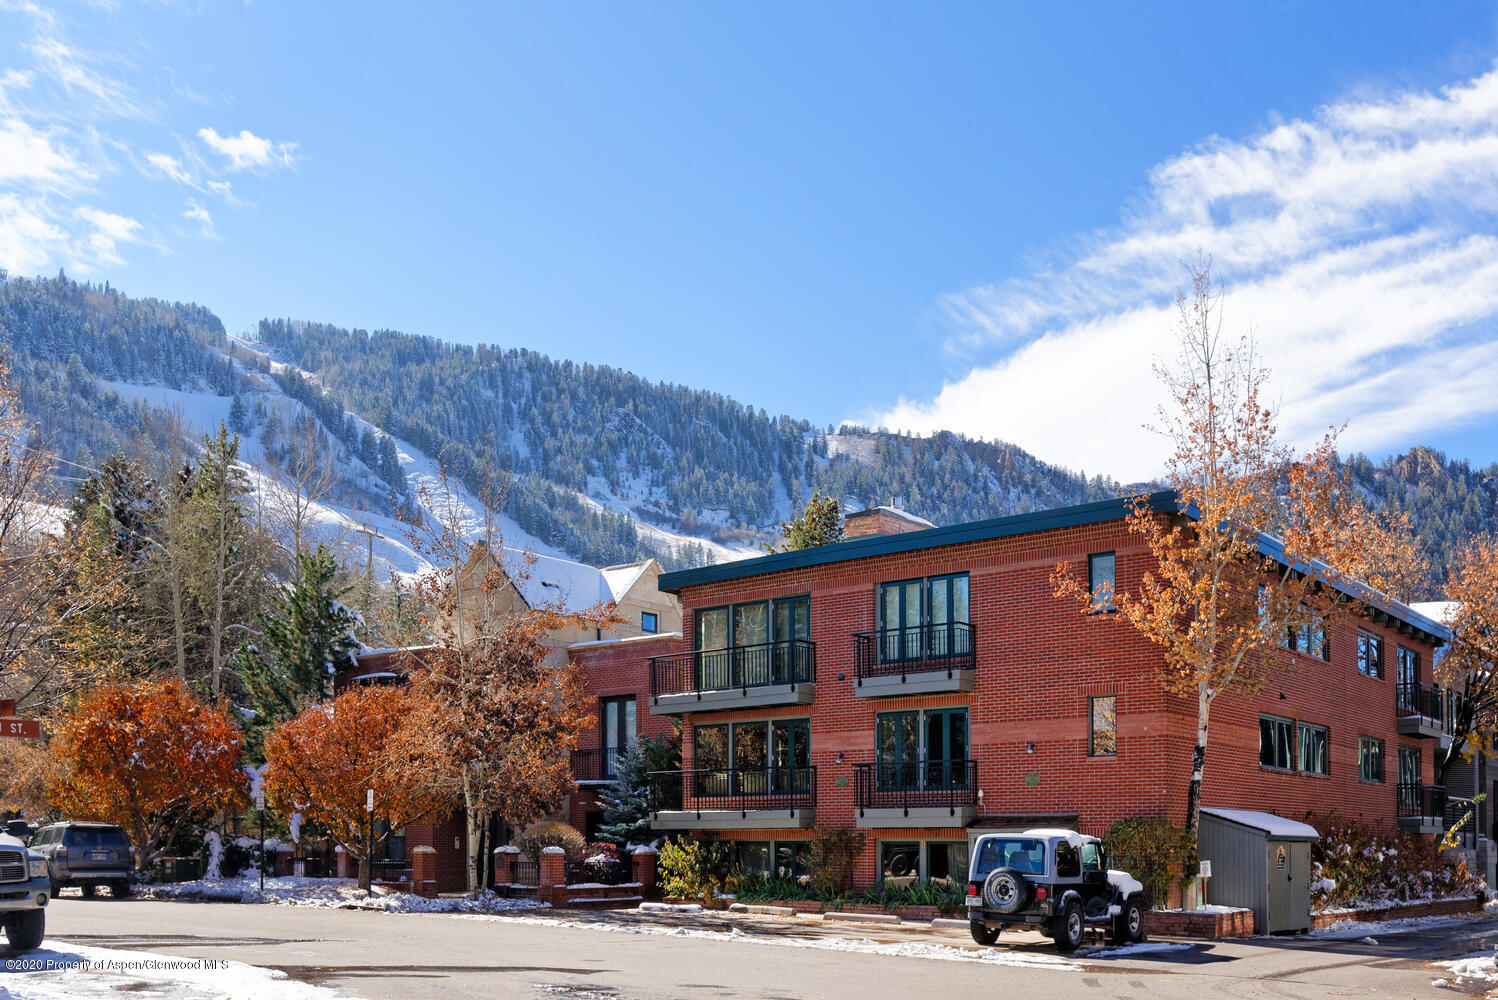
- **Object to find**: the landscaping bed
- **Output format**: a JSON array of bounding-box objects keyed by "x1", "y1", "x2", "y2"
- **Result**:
[
  {"x1": 1311, "y1": 895, "x2": 1482, "y2": 930},
  {"x1": 1144, "y1": 906, "x2": 1254, "y2": 938}
]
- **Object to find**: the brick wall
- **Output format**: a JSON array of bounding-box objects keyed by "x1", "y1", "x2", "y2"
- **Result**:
[{"x1": 663, "y1": 513, "x2": 1441, "y2": 886}]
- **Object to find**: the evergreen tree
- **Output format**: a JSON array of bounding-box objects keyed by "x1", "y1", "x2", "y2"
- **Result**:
[
  {"x1": 596, "y1": 739, "x2": 665, "y2": 848},
  {"x1": 255, "y1": 544, "x2": 361, "y2": 705},
  {"x1": 228, "y1": 393, "x2": 248, "y2": 432},
  {"x1": 766, "y1": 491, "x2": 844, "y2": 552}
]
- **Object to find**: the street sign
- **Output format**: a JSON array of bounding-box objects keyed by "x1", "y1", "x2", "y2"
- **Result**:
[
  {"x1": 0, "y1": 700, "x2": 14, "y2": 716},
  {"x1": 365, "y1": 788, "x2": 374, "y2": 813},
  {"x1": 0, "y1": 719, "x2": 40, "y2": 739},
  {"x1": 254, "y1": 790, "x2": 265, "y2": 811},
  {"x1": 1199, "y1": 860, "x2": 1212, "y2": 879}
]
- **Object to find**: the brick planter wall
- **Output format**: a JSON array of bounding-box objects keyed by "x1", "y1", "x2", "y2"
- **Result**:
[
  {"x1": 1143, "y1": 908, "x2": 1255, "y2": 938},
  {"x1": 1310, "y1": 896, "x2": 1482, "y2": 929}
]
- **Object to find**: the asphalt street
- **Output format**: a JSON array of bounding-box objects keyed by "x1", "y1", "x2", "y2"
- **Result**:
[{"x1": 13, "y1": 897, "x2": 1492, "y2": 1000}]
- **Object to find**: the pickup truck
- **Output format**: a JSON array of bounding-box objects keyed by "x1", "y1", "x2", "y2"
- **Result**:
[{"x1": 0, "y1": 830, "x2": 50, "y2": 952}]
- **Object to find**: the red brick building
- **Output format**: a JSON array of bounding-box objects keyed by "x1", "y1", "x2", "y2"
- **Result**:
[{"x1": 643, "y1": 493, "x2": 1453, "y2": 890}]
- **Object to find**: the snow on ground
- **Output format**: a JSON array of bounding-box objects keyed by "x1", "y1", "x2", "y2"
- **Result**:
[
  {"x1": 0, "y1": 940, "x2": 336, "y2": 1000},
  {"x1": 138, "y1": 875, "x2": 549, "y2": 914},
  {"x1": 464, "y1": 913, "x2": 1085, "y2": 971},
  {"x1": 1434, "y1": 951, "x2": 1498, "y2": 988},
  {"x1": 1081, "y1": 942, "x2": 1194, "y2": 958},
  {"x1": 1307, "y1": 909, "x2": 1486, "y2": 940}
]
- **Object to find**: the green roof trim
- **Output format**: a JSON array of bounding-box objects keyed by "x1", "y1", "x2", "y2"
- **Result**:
[
  {"x1": 659, "y1": 491, "x2": 1177, "y2": 593},
  {"x1": 659, "y1": 490, "x2": 1450, "y2": 645}
]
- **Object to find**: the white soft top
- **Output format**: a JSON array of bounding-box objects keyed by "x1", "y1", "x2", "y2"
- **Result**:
[
  {"x1": 1021, "y1": 828, "x2": 1094, "y2": 844},
  {"x1": 1200, "y1": 807, "x2": 1319, "y2": 840}
]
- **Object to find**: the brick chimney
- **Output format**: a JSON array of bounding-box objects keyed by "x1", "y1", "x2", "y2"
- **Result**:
[{"x1": 843, "y1": 502, "x2": 935, "y2": 539}]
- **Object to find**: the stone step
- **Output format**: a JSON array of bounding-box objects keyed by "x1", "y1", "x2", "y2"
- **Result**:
[{"x1": 727, "y1": 903, "x2": 796, "y2": 917}]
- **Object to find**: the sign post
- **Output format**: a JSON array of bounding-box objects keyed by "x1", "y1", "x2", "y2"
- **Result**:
[
  {"x1": 1198, "y1": 859, "x2": 1212, "y2": 905},
  {"x1": 255, "y1": 787, "x2": 266, "y2": 897},
  {"x1": 365, "y1": 789, "x2": 375, "y2": 898}
]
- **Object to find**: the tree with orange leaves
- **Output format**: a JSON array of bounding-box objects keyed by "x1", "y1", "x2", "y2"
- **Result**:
[
  {"x1": 1053, "y1": 260, "x2": 1413, "y2": 852},
  {"x1": 399, "y1": 457, "x2": 614, "y2": 892},
  {"x1": 51, "y1": 679, "x2": 248, "y2": 872},
  {"x1": 263, "y1": 685, "x2": 443, "y2": 892},
  {"x1": 1436, "y1": 535, "x2": 1498, "y2": 787}
]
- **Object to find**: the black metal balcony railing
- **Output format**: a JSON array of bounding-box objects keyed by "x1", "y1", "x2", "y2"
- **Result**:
[
  {"x1": 1396, "y1": 782, "x2": 1447, "y2": 820},
  {"x1": 852, "y1": 623, "x2": 975, "y2": 681},
  {"x1": 855, "y1": 759, "x2": 979, "y2": 813},
  {"x1": 1445, "y1": 797, "x2": 1479, "y2": 849},
  {"x1": 650, "y1": 640, "x2": 816, "y2": 699},
  {"x1": 570, "y1": 747, "x2": 627, "y2": 782},
  {"x1": 648, "y1": 766, "x2": 817, "y2": 816},
  {"x1": 1396, "y1": 681, "x2": 1445, "y2": 724}
]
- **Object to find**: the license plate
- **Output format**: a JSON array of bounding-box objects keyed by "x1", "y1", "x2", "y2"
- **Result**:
[{"x1": 91, "y1": 851, "x2": 110, "y2": 860}]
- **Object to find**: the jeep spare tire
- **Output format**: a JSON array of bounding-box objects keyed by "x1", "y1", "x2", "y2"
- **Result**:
[{"x1": 982, "y1": 867, "x2": 1031, "y2": 915}]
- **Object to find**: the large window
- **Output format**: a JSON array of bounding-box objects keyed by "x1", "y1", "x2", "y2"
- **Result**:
[
  {"x1": 1358, "y1": 736, "x2": 1384, "y2": 782},
  {"x1": 693, "y1": 718, "x2": 811, "y2": 796},
  {"x1": 1396, "y1": 646, "x2": 1420, "y2": 711},
  {"x1": 878, "y1": 573, "x2": 969, "y2": 662},
  {"x1": 1297, "y1": 723, "x2": 1329, "y2": 776},
  {"x1": 1089, "y1": 695, "x2": 1117, "y2": 756},
  {"x1": 1088, "y1": 552, "x2": 1116, "y2": 612},
  {"x1": 879, "y1": 840, "x2": 969, "y2": 886},
  {"x1": 875, "y1": 707, "x2": 969, "y2": 789},
  {"x1": 730, "y1": 840, "x2": 813, "y2": 880},
  {"x1": 694, "y1": 596, "x2": 811, "y2": 688},
  {"x1": 1358, "y1": 630, "x2": 1384, "y2": 678},
  {"x1": 1259, "y1": 716, "x2": 1294, "y2": 770}
]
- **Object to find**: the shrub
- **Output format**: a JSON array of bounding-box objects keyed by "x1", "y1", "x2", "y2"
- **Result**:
[
  {"x1": 733, "y1": 875, "x2": 820, "y2": 903},
  {"x1": 1307, "y1": 812, "x2": 1486, "y2": 911},
  {"x1": 515, "y1": 821, "x2": 588, "y2": 867},
  {"x1": 809, "y1": 825, "x2": 864, "y2": 897},
  {"x1": 1103, "y1": 815, "x2": 1198, "y2": 907},
  {"x1": 657, "y1": 836, "x2": 738, "y2": 902},
  {"x1": 568, "y1": 841, "x2": 631, "y2": 886},
  {"x1": 859, "y1": 879, "x2": 965, "y2": 915}
]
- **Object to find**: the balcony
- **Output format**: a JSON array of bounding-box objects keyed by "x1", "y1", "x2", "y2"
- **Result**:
[
  {"x1": 570, "y1": 748, "x2": 626, "y2": 784},
  {"x1": 1396, "y1": 682, "x2": 1446, "y2": 742},
  {"x1": 852, "y1": 623, "x2": 975, "y2": 697},
  {"x1": 854, "y1": 759, "x2": 979, "y2": 828},
  {"x1": 1397, "y1": 782, "x2": 1446, "y2": 835},
  {"x1": 648, "y1": 640, "x2": 815, "y2": 715},
  {"x1": 648, "y1": 766, "x2": 816, "y2": 830}
]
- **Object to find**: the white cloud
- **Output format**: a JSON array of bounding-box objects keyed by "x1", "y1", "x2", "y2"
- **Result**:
[
  {"x1": 196, "y1": 125, "x2": 296, "y2": 172},
  {"x1": 144, "y1": 150, "x2": 192, "y2": 184},
  {"x1": 876, "y1": 65, "x2": 1498, "y2": 479},
  {"x1": 182, "y1": 197, "x2": 216, "y2": 239}
]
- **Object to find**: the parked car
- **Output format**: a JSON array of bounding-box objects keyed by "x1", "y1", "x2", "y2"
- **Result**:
[
  {"x1": 30, "y1": 822, "x2": 135, "y2": 898},
  {"x1": 3, "y1": 820, "x2": 33, "y2": 843},
  {"x1": 0, "y1": 829, "x2": 50, "y2": 952},
  {"x1": 966, "y1": 828, "x2": 1146, "y2": 952}
]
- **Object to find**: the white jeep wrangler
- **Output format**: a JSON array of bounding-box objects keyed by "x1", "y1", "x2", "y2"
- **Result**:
[
  {"x1": 0, "y1": 830, "x2": 50, "y2": 953},
  {"x1": 966, "y1": 828, "x2": 1147, "y2": 952}
]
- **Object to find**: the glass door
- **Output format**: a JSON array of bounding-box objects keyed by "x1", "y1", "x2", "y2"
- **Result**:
[
  {"x1": 928, "y1": 574, "x2": 970, "y2": 658},
  {"x1": 1398, "y1": 746, "x2": 1420, "y2": 810},
  {"x1": 733, "y1": 603, "x2": 770, "y2": 687},
  {"x1": 1396, "y1": 648, "x2": 1417, "y2": 713},
  {"x1": 880, "y1": 581, "x2": 923, "y2": 663},
  {"x1": 732, "y1": 722, "x2": 769, "y2": 796},
  {"x1": 876, "y1": 711, "x2": 919, "y2": 789},
  {"x1": 695, "y1": 608, "x2": 730, "y2": 691},
  {"x1": 771, "y1": 719, "x2": 810, "y2": 794},
  {"x1": 772, "y1": 596, "x2": 811, "y2": 682},
  {"x1": 924, "y1": 708, "x2": 969, "y2": 789},
  {"x1": 600, "y1": 696, "x2": 636, "y2": 779}
]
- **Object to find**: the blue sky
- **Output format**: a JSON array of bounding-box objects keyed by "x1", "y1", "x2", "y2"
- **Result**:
[{"x1": 3, "y1": 2, "x2": 1498, "y2": 479}]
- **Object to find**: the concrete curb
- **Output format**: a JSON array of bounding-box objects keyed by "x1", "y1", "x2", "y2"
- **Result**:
[{"x1": 822, "y1": 911, "x2": 901, "y2": 924}]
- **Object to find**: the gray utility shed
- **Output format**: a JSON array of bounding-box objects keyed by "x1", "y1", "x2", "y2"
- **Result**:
[{"x1": 1199, "y1": 807, "x2": 1319, "y2": 934}]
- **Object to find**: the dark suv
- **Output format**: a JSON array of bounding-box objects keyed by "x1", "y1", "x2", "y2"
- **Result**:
[
  {"x1": 966, "y1": 828, "x2": 1146, "y2": 952},
  {"x1": 31, "y1": 822, "x2": 134, "y2": 898}
]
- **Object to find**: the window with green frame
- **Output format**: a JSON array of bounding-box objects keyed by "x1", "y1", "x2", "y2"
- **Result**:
[
  {"x1": 1297, "y1": 723, "x2": 1329, "y2": 775},
  {"x1": 694, "y1": 596, "x2": 811, "y2": 688},
  {"x1": 1259, "y1": 715, "x2": 1294, "y2": 770},
  {"x1": 875, "y1": 707, "x2": 969, "y2": 789},
  {"x1": 877, "y1": 573, "x2": 970, "y2": 662},
  {"x1": 693, "y1": 718, "x2": 811, "y2": 796},
  {"x1": 1358, "y1": 736, "x2": 1384, "y2": 782}
]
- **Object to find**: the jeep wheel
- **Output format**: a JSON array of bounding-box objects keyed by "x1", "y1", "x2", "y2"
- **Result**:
[
  {"x1": 5, "y1": 909, "x2": 44, "y2": 952},
  {"x1": 1052, "y1": 900, "x2": 1084, "y2": 953},
  {"x1": 981, "y1": 868, "x2": 1031, "y2": 915},
  {"x1": 80, "y1": 884, "x2": 96, "y2": 899},
  {"x1": 970, "y1": 920, "x2": 1000, "y2": 946},
  {"x1": 110, "y1": 880, "x2": 132, "y2": 899},
  {"x1": 1112, "y1": 897, "x2": 1145, "y2": 944}
]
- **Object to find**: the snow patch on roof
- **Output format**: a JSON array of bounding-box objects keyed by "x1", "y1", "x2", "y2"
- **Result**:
[
  {"x1": 1201, "y1": 807, "x2": 1319, "y2": 839},
  {"x1": 568, "y1": 632, "x2": 682, "y2": 651},
  {"x1": 849, "y1": 505, "x2": 936, "y2": 529},
  {"x1": 1410, "y1": 601, "x2": 1460, "y2": 624}
]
